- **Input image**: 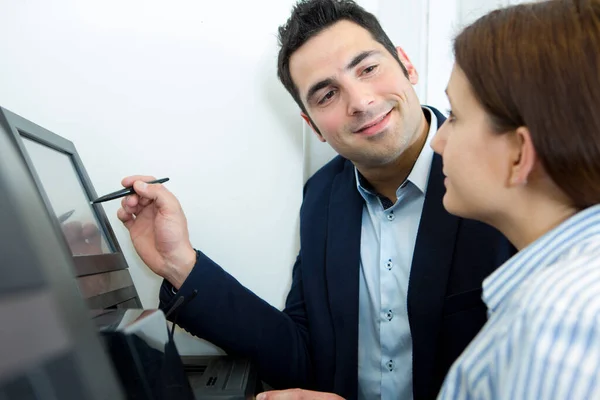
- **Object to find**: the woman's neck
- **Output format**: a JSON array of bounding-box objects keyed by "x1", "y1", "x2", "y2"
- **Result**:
[{"x1": 495, "y1": 198, "x2": 578, "y2": 251}]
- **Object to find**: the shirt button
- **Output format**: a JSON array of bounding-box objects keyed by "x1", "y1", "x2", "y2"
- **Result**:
[
  {"x1": 385, "y1": 259, "x2": 393, "y2": 270},
  {"x1": 386, "y1": 213, "x2": 395, "y2": 221},
  {"x1": 386, "y1": 310, "x2": 393, "y2": 321},
  {"x1": 386, "y1": 360, "x2": 394, "y2": 371}
]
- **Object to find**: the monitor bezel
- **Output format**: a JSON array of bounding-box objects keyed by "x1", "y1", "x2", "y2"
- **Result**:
[{"x1": 0, "y1": 107, "x2": 129, "y2": 277}]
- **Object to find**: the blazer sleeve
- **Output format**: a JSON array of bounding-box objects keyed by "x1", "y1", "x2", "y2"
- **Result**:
[{"x1": 158, "y1": 249, "x2": 313, "y2": 389}]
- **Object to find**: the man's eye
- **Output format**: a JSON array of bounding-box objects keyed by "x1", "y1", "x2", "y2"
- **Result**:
[
  {"x1": 318, "y1": 90, "x2": 336, "y2": 105},
  {"x1": 362, "y1": 65, "x2": 378, "y2": 75}
]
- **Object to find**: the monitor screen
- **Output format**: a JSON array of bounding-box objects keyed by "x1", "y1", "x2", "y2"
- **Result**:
[
  {"x1": 21, "y1": 136, "x2": 112, "y2": 256},
  {"x1": 0, "y1": 106, "x2": 141, "y2": 309}
]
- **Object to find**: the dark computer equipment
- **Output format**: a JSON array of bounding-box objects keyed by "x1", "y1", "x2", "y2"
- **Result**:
[
  {"x1": 0, "y1": 107, "x2": 141, "y2": 310},
  {"x1": 0, "y1": 107, "x2": 259, "y2": 399},
  {"x1": 90, "y1": 308, "x2": 259, "y2": 400},
  {"x1": 92, "y1": 309, "x2": 195, "y2": 400},
  {"x1": 0, "y1": 112, "x2": 125, "y2": 399}
]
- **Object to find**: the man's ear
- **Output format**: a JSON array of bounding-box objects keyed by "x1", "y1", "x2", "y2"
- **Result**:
[
  {"x1": 396, "y1": 46, "x2": 419, "y2": 85},
  {"x1": 509, "y1": 126, "x2": 536, "y2": 187},
  {"x1": 301, "y1": 113, "x2": 326, "y2": 142}
]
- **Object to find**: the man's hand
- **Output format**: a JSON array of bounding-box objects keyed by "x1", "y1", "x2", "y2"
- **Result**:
[
  {"x1": 117, "y1": 175, "x2": 196, "y2": 289},
  {"x1": 256, "y1": 389, "x2": 344, "y2": 400}
]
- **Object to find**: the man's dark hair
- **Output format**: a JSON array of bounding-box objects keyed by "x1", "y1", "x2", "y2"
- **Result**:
[{"x1": 277, "y1": 0, "x2": 408, "y2": 115}]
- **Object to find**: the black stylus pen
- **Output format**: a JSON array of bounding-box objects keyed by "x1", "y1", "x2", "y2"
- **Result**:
[{"x1": 91, "y1": 177, "x2": 169, "y2": 204}]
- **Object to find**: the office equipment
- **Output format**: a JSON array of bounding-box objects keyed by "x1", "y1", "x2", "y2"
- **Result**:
[
  {"x1": 181, "y1": 356, "x2": 259, "y2": 400},
  {"x1": 0, "y1": 107, "x2": 141, "y2": 309},
  {"x1": 93, "y1": 309, "x2": 195, "y2": 400},
  {"x1": 92, "y1": 308, "x2": 260, "y2": 400},
  {"x1": 0, "y1": 116, "x2": 125, "y2": 399},
  {"x1": 92, "y1": 177, "x2": 170, "y2": 204},
  {"x1": 0, "y1": 107, "x2": 259, "y2": 399}
]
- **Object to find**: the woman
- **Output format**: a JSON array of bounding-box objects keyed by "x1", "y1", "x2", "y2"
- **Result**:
[{"x1": 433, "y1": 0, "x2": 600, "y2": 398}]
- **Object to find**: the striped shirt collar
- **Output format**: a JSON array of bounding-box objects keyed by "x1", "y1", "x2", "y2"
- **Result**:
[{"x1": 483, "y1": 203, "x2": 600, "y2": 314}]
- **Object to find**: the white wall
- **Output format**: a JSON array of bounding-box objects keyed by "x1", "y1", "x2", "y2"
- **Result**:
[{"x1": 0, "y1": 0, "x2": 303, "y2": 354}]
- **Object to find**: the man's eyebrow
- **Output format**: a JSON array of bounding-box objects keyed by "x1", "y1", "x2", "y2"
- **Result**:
[
  {"x1": 346, "y1": 50, "x2": 379, "y2": 70},
  {"x1": 305, "y1": 50, "x2": 380, "y2": 104}
]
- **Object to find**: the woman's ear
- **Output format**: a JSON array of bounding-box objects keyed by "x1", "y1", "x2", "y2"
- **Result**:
[{"x1": 509, "y1": 126, "x2": 536, "y2": 186}]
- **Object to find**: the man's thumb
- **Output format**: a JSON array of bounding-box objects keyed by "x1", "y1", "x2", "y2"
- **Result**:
[{"x1": 133, "y1": 180, "x2": 150, "y2": 197}]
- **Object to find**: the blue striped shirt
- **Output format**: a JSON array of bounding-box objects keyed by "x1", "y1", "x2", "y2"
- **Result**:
[{"x1": 439, "y1": 204, "x2": 600, "y2": 400}]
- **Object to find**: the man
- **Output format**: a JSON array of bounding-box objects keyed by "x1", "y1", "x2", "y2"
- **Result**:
[{"x1": 117, "y1": 1, "x2": 514, "y2": 399}]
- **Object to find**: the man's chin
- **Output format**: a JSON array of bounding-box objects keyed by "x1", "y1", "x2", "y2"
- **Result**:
[{"x1": 353, "y1": 152, "x2": 402, "y2": 169}]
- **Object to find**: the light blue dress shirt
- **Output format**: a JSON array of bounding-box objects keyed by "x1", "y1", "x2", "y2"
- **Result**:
[
  {"x1": 438, "y1": 204, "x2": 600, "y2": 399},
  {"x1": 356, "y1": 108, "x2": 437, "y2": 400}
]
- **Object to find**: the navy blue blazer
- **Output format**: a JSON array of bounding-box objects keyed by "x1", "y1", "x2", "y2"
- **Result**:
[{"x1": 159, "y1": 107, "x2": 515, "y2": 399}]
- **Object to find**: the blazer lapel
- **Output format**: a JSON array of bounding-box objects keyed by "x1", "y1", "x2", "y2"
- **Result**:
[
  {"x1": 325, "y1": 160, "x2": 364, "y2": 398},
  {"x1": 408, "y1": 153, "x2": 460, "y2": 397}
]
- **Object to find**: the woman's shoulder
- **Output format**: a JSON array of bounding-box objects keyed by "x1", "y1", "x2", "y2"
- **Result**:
[{"x1": 519, "y1": 240, "x2": 600, "y2": 319}]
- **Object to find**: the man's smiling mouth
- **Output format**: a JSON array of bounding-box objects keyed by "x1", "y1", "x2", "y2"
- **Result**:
[{"x1": 354, "y1": 109, "x2": 392, "y2": 134}]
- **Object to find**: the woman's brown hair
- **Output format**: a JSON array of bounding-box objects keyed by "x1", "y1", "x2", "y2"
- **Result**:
[{"x1": 454, "y1": 0, "x2": 600, "y2": 209}]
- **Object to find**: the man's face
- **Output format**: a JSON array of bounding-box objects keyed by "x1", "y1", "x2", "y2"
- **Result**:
[{"x1": 289, "y1": 20, "x2": 424, "y2": 168}]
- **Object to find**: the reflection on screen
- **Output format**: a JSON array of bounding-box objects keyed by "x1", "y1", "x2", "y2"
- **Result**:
[{"x1": 21, "y1": 137, "x2": 112, "y2": 256}]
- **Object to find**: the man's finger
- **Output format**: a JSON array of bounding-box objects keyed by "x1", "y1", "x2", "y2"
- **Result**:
[
  {"x1": 257, "y1": 389, "x2": 299, "y2": 400},
  {"x1": 117, "y1": 207, "x2": 135, "y2": 229},
  {"x1": 122, "y1": 194, "x2": 140, "y2": 208},
  {"x1": 121, "y1": 175, "x2": 157, "y2": 189},
  {"x1": 139, "y1": 196, "x2": 152, "y2": 207},
  {"x1": 257, "y1": 389, "x2": 344, "y2": 400},
  {"x1": 132, "y1": 180, "x2": 177, "y2": 212},
  {"x1": 123, "y1": 202, "x2": 144, "y2": 216}
]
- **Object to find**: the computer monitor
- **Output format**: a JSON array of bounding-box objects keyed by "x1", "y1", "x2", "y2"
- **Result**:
[
  {"x1": 0, "y1": 114, "x2": 125, "y2": 399},
  {"x1": 0, "y1": 107, "x2": 141, "y2": 310}
]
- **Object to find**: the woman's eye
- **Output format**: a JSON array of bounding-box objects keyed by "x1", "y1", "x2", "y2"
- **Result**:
[{"x1": 447, "y1": 109, "x2": 456, "y2": 123}]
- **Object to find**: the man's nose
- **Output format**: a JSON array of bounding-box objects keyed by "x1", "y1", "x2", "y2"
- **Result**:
[{"x1": 346, "y1": 83, "x2": 375, "y2": 115}]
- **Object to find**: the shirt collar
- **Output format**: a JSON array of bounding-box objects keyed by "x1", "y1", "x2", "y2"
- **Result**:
[
  {"x1": 409, "y1": 106, "x2": 437, "y2": 194},
  {"x1": 483, "y1": 204, "x2": 600, "y2": 314},
  {"x1": 354, "y1": 106, "x2": 437, "y2": 198}
]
